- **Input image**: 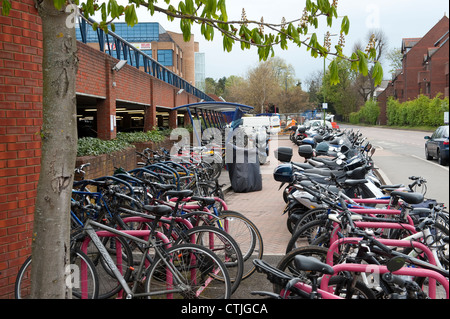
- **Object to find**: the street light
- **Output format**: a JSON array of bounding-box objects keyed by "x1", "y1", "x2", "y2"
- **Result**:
[{"x1": 323, "y1": 33, "x2": 338, "y2": 127}]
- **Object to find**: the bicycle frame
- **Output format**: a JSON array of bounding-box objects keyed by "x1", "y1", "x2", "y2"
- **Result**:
[
  {"x1": 320, "y1": 263, "x2": 448, "y2": 299},
  {"x1": 325, "y1": 237, "x2": 449, "y2": 299},
  {"x1": 79, "y1": 218, "x2": 191, "y2": 299}
]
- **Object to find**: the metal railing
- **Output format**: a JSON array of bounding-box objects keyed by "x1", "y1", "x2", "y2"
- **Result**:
[{"x1": 77, "y1": 16, "x2": 213, "y2": 102}]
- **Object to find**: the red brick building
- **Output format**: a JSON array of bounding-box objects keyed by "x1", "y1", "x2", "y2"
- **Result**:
[{"x1": 377, "y1": 16, "x2": 449, "y2": 125}]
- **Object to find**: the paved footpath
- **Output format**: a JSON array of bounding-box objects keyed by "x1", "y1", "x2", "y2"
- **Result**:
[
  {"x1": 219, "y1": 134, "x2": 304, "y2": 298},
  {"x1": 222, "y1": 135, "x2": 296, "y2": 255}
]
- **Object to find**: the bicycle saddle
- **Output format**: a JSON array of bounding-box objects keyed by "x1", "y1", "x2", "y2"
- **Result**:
[
  {"x1": 390, "y1": 191, "x2": 424, "y2": 205},
  {"x1": 341, "y1": 179, "x2": 368, "y2": 187},
  {"x1": 143, "y1": 205, "x2": 173, "y2": 217},
  {"x1": 190, "y1": 196, "x2": 216, "y2": 206},
  {"x1": 294, "y1": 255, "x2": 334, "y2": 275},
  {"x1": 166, "y1": 189, "x2": 194, "y2": 199}
]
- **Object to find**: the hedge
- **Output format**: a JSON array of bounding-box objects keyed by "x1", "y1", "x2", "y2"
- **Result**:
[
  {"x1": 386, "y1": 95, "x2": 449, "y2": 127},
  {"x1": 349, "y1": 100, "x2": 380, "y2": 125},
  {"x1": 77, "y1": 130, "x2": 166, "y2": 157}
]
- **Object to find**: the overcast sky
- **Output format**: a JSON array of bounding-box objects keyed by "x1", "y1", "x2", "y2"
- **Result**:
[{"x1": 95, "y1": 0, "x2": 449, "y2": 84}]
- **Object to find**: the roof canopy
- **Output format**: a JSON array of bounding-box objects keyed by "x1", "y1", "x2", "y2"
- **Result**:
[
  {"x1": 173, "y1": 101, "x2": 253, "y2": 114},
  {"x1": 173, "y1": 101, "x2": 254, "y2": 145}
]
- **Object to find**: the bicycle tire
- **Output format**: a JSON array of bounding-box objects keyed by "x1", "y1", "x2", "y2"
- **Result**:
[
  {"x1": 275, "y1": 245, "x2": 339, "y2": 295},
  {"x1": 215, "y1": 210, "x2": 264, "y2": 279},
  {"x1": 293, "y1": 207, "x2": 330, "y2": 233},
  {"x1": 15, "y1": 248, "x2": 99, "y2": 299},
  {"x1": 144, "y1": 243, "x2": 231, "y2": 299},
  {"x1": 286, "y1": 219, "x2": 330, "y2": 252},
  {"x1": 84, "y1": 236, "x2": 134, "y2": 299},
  {"x1": 174, "y1": 225, "x2": 244, "y2": 294}
]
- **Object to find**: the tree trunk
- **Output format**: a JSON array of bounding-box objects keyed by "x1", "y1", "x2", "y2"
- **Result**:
[{"x1": 31, "y1": 0, "x2": 78, "y2": 298}]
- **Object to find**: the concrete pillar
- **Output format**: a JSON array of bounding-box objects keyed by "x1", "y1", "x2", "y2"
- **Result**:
[
  {"x1": 169, "y1": 110, "x2": 178, "y2": 129},
  {"x1": 97, "y1": 60, "x2": 116, "y2": 140}
]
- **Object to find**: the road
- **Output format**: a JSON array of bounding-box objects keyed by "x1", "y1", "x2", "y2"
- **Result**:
[{"x1": 340, "y1": 124, "x2": 449, "y2": 209}]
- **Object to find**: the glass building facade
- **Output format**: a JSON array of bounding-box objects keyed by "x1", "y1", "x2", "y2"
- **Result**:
[
  {"x1": 157, "y1": 50, "x2": 173, "y2": 67},
  {"x1": 75, "y1": 22, "x2": 165, "y2": 43},
  {"x1": 195, "y1": 52, "x2": 206, "y2": 91}
]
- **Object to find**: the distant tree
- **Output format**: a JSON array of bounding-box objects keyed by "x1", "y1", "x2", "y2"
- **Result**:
[
  {"x1": 386, "y1": 47, "x2": 403, "y2": 78},
  {"x1": 353, "y1": 29, "x2": 387, "y2": 102}
]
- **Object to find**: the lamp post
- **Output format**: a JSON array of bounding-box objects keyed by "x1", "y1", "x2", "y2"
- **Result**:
[{"x1": 323, "y1": 33, "x2": 338, "y2": 127}]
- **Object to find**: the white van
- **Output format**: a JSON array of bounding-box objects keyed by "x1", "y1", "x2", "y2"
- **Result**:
[
  {"x1": 241, "y1": 116, "x2": 270, "y2": 129},
  {"x1": 241, "y1": 116, "x2": 280, "y2": 135}
]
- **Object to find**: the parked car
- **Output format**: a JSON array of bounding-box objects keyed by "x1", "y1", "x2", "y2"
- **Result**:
[{"x1": 424, "y1": 125, "x2": 449, "y2": 166}]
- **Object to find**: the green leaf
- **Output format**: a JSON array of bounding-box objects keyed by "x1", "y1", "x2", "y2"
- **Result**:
[
  {"x1": 305, "y1": 0, "x2": 312, "y2": 11},
  {"x1": 251, "y1": 28, "x2": 261, "y2": 45},
  {"x1": 329, "y1": 59, "x2": 340, "y2": 85},
  {"x1": 357, "y1": 50, "x2": 368, "y2": 76},
  {"x1": 287, "y1": 23, "x2": 299, "y2": 43},
  {"x1": 124, "y1": 4, "x2": 138, "y2": 27},
  {"x1": 185, "y1": 0, "x2": 195, "y2": 14},
  {"x1": 372, "y1": 61, "x2": 384, "y2": 86},
  {"x1": 100, "y1": 3, "x2": 106, "y2": 21},
  {"x1": 350, "y1": 52, "x2": 358, "y2": 72},
  {"x1": 222, "y1": 35, "x2": 233, "y2": 52},
  {"x1": 1, "y1": 0, "x2": 11, "y2": 16},
  {"x1": 180, "y1": 19, "x2": 192, "y2": 42},
  {"x1": 341, "y1": 16, "x2": 350, "y2": 35}
]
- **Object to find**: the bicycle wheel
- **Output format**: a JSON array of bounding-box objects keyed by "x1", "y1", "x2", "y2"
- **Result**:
[
  {"x1": 15, "y1": 248, "x2": 99, "y2": 299},
  {"x1": 214, "y1": 210, "x2": 264, "y2": 279},
  {"x1": 286, "y1": 219, "x2": 330, "y2": 252},
  {"x1": 275, "y1": 245, "x2": 339, "y2": 294},
  {"x1": 144, "y1": 243, "x2": 231, "y2": 299},
  {"x1": 174, "y1": 225, "x2": 244, "y2": 294},
  {"x1": 293, "y1": 207, "x2": 330, "y2": 233},
  {"x1": 83, "y1": 236, "x2": 134, "y2": 299}
]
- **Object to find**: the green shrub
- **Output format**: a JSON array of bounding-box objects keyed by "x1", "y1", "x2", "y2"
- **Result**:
[
  {"x1": 77, "y1": 137, "x2": 132, "y2": 156},
  {"x1": 349, "y1": 112, "x2": 360, "y2": 124},
  {"x1": 360, "y1": 100, "x2": 380, "y2": 125},
  {"x1": 350, "y1": 100, "x2": 380, "y2": 125},
  {"x1": 116, "y1": 130, "x2": 165, "y2": 144},
  {"x1": 77, "y1": 129, "x2": 166, "y2": 157},
  {"x1": 386, "y1": 95, "x2": 449, "y2": 127}
]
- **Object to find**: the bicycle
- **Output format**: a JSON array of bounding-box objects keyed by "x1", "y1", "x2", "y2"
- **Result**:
[{"x1": 78, "y1": 205, "x2": 232, "y2": 299}]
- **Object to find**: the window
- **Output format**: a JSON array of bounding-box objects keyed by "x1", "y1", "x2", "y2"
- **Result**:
[{"x1": 157, "y1": 50, "x2": 173, "y2": 66}]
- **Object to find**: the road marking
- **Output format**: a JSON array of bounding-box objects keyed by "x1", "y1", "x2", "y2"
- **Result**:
[{"x1": 411, "y1": 155, "x2": 449, "y2": 171}]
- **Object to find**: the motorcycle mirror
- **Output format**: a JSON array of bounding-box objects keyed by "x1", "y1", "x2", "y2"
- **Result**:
[{"x1": 386, "y1": 256, "x2": 406, "y2": 273}]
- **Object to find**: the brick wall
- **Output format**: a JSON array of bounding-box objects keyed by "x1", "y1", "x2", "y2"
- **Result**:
[
  {"x1": 0, "y1": 0, "x2": 43, "y2": 299},
  {"x1": 76, "y1": 43, "x2": 108, "y2": 98},
  {"x1": 400, "y1": 16, "x2": 449, "y2": 102},
  {"x1": 75, "y1": 147, "x2": 137, "y2": 180},
  {"x1": 377, "y1": 16, "x2": 449, "y2": 124}
]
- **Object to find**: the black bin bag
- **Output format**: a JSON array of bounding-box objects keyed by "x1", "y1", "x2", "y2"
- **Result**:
[{"x1": 226, "y1": 143, "x2": 262, "y2": 193}]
